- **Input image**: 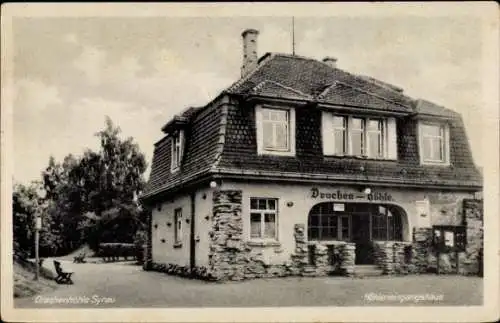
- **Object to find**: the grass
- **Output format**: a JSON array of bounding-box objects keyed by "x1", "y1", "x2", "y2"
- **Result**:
[{"x1": 13, "y1": 256, "x2": 58, "y2": 298}]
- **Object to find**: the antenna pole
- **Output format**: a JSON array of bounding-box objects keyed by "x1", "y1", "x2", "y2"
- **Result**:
[{"x1": 292, "y1": 17, "x2": 296, "y2": 55}]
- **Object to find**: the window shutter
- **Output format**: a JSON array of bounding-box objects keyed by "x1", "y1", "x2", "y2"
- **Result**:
[
  {"x1": 387, "y1": 117, "x2": 398, "y2": 159},
  {"x1": 179, "y1": 130, "x2": 185, "y2": 163},
  {"x1": 170, "y1": 136, "x2": 175, "y2": 171},
  {"x1": 444, "y1": 123, "x2": 450, "y2": 163},
  {"x1": 322, "y1": 111, "x2": 335, "y2": 155},
  {"x1": 255, "y1": 106, "x2": 264, "y2": 154}
]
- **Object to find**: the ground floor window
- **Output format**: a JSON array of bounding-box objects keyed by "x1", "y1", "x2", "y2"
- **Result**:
[
  {"x1": 250, "y1": 198, "x2": 278, "y2": 240},
  {"x1": 308, "y1": 203, "x2": 403, "y2": 242},
  {"x1": 308, "y1": 203, "x2": 350, "y2": 240},
  {"x1": 174, "y1": 207, "x2": 182, "y2": 244}
]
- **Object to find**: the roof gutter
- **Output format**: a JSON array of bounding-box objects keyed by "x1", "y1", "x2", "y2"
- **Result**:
[
  {"x1": 316, "y1": 102, "x2": 410, "y2": 117},
  {"x1": 211, "y1": 168, "x2": 483, "y2": 192}
]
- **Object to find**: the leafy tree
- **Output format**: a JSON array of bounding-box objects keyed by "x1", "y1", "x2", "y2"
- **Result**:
[
  {"x1": 13, "y1": 182, "x2": 39, "y2": 257},
  {"x1": 12, "y1": 181, "x2": 61, "y2": 257},
  {"x1": 84, "y1": 117, "x2": 147, "y2": 249},
  {"x1": 36, "y1": 116, "x2": 148, "y2": 254}
]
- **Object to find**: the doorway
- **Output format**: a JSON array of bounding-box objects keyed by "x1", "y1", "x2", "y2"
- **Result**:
[{"x1": 351, "y1": 213, "x2": 373, "y2": 264}]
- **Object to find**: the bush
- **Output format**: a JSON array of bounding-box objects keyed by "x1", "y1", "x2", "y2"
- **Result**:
[
  {"x1": 133, "y1": 230, "x2": 146, "y2": 264},
  {"x1": 149, "y1": 262, "x2": 216, "y2": 281},
  {"x1": 96, "y1": 243, "x2": 141, "y2": 262}
]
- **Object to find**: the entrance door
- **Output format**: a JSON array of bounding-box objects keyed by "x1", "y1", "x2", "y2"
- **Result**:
[{"x1": 351, "y1": 213, "x2": 373, "y2": 264}]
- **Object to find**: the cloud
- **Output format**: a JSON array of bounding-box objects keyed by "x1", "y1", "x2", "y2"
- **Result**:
[
  {"x1": 14, "y1": 79, "x2": 63, "y2": 112},
  {"x1": 63, "y1": 33, "x2": 78, "y2": 45},
  {"x1": 71, "y1": 44, "x2": 234, "y2": 111},
  {"x1": 72, "y1": 45, "x2": 107, "y2": 86}
]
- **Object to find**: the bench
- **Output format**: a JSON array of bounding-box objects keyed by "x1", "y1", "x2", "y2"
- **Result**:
[
  {"x1": 53, "y1": 260, "x2": 74, "y2": 284},
  {"x1": 73, "y1": 252, "x2": 86, "y2": 263}
]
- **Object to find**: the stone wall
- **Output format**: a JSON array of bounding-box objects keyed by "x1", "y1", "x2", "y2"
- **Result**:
[
  {"x1": 339, "y1": 243, "x2": 356, "y2": 276},
  {"x1": 410, "y1": 199, "x2": 483, "y2": 276},
  {"x1": 290, "y1": 224, "x2": 309, "y2": 275},
  {"x1": 462, "y1": 199, "x2": 483, "y2": 275},
  {"x1": 373, "y1": 241, "x2": 414, "y2": 275},
  {"x1": 208, "y1": 189, "x2": 245, "y2": 280},
  {"x1": 412, "y1": 227, "x2": 433, "y2": 273}
]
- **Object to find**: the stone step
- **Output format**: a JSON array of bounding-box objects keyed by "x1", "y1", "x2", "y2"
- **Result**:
[{"x1": 354, "y1": 265, "x2": 383, "y2": 277}]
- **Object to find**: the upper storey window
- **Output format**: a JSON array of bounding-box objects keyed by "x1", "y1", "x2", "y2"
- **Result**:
[
  {"x1": 170, "y1": 130, "x2": 185, "y2": 172},
  {"x1": 322, "y1": 112, "x2": 397, "y2": 159},
  {"x1": 256, "y1": 105, "x2": 296, "y2": 156},
  {"x1": 419, "y1": 122, "x2": 449, "y2": 165}
]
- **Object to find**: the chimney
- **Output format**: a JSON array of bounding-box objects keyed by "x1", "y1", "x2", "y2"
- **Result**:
[
  {"x1": 241, "y1": 29, "x2": 259, "y2": 77},
  {"x1": 322, "y1": 56, "x2": 338, "y2": 68}
]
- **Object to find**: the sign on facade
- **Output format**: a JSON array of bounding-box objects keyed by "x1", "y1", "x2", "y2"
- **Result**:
[{"x1": 310, "y1": 188, "x2": 393, "y2": 202}]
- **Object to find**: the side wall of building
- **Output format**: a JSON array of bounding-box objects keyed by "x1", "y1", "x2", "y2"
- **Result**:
[
  {"x1": 150, "y1": 187, "x2": 213, "y2": 267},
  {"x1": 151, "y1": 194, "x2": 191, "y2": 266}
]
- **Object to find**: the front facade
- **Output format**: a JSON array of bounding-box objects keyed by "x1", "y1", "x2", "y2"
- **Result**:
[{"x1": 140, "y1": 29, "x2": 483, "y2": 280}]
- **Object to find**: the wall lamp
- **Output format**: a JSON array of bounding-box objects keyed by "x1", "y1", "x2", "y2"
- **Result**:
[{"x1": 360, "y1": 187, "x2": 371, "y2": 195}]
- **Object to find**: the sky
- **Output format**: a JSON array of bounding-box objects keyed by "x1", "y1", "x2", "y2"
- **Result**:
[{"x1": 11, "y1": 14, "x2": 485, "y2": 185}]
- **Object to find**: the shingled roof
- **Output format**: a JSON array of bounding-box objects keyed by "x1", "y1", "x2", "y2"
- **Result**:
[
  {"x1": 141, "y1": 53, "x2": 482, "y2": 202},
  {"x1": 227, "y1": 53, "x2": 415, "y2": 113}
]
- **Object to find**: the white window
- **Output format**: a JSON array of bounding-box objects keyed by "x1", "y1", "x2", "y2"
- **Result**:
[
  {"x1": 332, "y1": 116, "x2": 347, "y2": 155},
  {"x1": 322, "y1": 113, "x2": 397, "y2": 159},
  {"x1": 350, "y1": 117, "x2": 365, "y2": 156},
  {"x1": 419, "y1": 122, "x2": 449, "y2": 164},
  {"x1": 366, "y1": 119, "x2": 384, "y2": 158},
  {"x1": 256, "y1": 106, "x2": 296, "y2": 156},
  {"x1": 250, "y1": 198, "x2": 278, "y2": 240},
  {"x1": 170, "y1": 130, "x2": 184, "y2": 172},
  {"x1": 174, "y1": 208, "x2": 182, "y2": 244}
]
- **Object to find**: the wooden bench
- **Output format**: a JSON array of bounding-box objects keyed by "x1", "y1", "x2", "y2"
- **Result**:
[
  {"x1": 73, "y1": 252, "x2": 86, "y2": 263},
  {"x1": 53, "y1": 260, "x2": 74, "y2": 284}
]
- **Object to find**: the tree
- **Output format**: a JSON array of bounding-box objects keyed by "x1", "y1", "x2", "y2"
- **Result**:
[
  {"x1": 84, "y1": 117, "x2": 147, "y2": 249},
  {"x1": 41, "y1": 153, "x2": 84, "y2": 254},
  {"x1": 13, "y1": 182, "x2": 39, "y2": 257},
  {"x1": 16, "y1": 116, "x2": 148, "y2": 257},
  {"x1": 12, "y1": 181, "x2": 61, "y2": 258},
  {"x1": 37, "y1": 117, "x2": 148, "y2": 253}
]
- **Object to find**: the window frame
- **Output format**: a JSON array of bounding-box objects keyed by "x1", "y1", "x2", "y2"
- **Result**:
[
  {"x1": 249, "y1": 197, "x2": 279, "y2": 241},
  {"x1": 308, "y1": 203, "x2": 351, "y2": 241},
  {"x1": 332, "y1": 115, "x2": 348, "y2": 156},
  {"x1": 328, "y1": 114, "x2": 388, "y2": 159},
  {"x1": 170, "y1": 130, "x2": 184, "y2": 173},
  {"x1": 256, "y1": 105, "x2": 296, "y2": 156},
  {"x1": 366, "y1": 118, "x2": 385, "y2": 159},
  {"x1": 419, "y1": 121, "x2": 450, "y2": 165},
  {"x1": 174, "y1": 207, "x2": 183, "y2": 245}
]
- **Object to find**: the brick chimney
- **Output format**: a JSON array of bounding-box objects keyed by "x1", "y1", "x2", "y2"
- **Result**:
[
  {"x1": 241, "y1": 29, "x2": 259, "y2": 77},
  {"x1": 322, "y1": 56, "x2": 338, "y2": 68}
]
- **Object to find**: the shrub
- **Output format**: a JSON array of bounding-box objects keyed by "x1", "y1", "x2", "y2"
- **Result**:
[
  {"x1": 149, "y1": 262, "x2": 216, "y2": 281},
  {"x1": 97, "y1": 243, "x2": 137, "y2": 262}
]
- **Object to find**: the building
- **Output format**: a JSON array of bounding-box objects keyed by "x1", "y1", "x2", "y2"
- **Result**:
[{"x1": 139, "y1": 29, "x2": 483, "y2": 281}]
